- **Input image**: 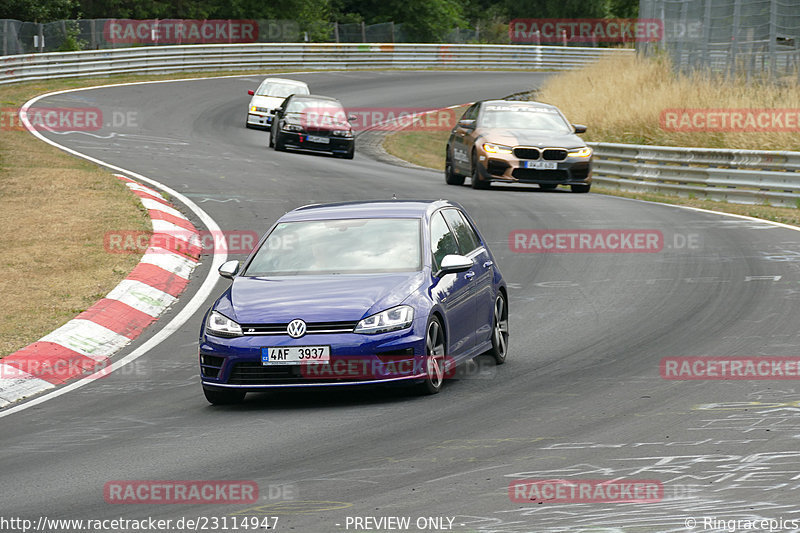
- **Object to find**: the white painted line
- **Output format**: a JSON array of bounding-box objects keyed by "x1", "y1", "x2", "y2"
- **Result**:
[
  {"x1": 0, "y1": 369, "x2": 56, "y2": 406},
  {"x1": 125, "y1": 181, "x2": 164, "y2": 197},
  {"x1": 105, "y1": 279, "x2": 177, "y2": 317},
  {"x1": 39, "y1": 319, "x2": 132, "y2": 360},
  {"x1": 140, "y1": 250, "x2": 197, "y2": 280},
  {"x1": 139, "y1": 198, "x2": 187, "y2": 219}
]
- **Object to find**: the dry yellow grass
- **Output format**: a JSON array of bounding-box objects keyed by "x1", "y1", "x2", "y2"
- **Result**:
[
  {"x1": 535, "y1": 53, "x2": 800, "y2": 150},
  {"x1": 0, "y1": 82, "x2": 150, "y2": 357}
]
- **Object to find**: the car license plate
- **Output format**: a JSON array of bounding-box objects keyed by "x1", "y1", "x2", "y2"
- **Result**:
[
  {"x1": 522, "y1": 160, "x2": 557, "y2": 169},
  {"x1": 306, "y1": 135, "x2": 330, "y2": 144},
  {"x1": 262, "y1": 346, "x2": 330, "y2": 365}
]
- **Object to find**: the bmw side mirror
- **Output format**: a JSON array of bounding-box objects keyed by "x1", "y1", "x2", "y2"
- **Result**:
[
  {"x1": 348, "y1": 114, "x2": 357, "y2": 122},
  {"x1": 573, "y1": 124, "x2": 587, "y2": 134},
  {"x1": 436, "y1": 254, "x2": 473, "y2": 277},
  {"x1": 247, "y1": 90, "x2": 255, "y2": 96},
  {"x1": 458, "y1": 119, "x2": 476, "y2": 129},
  {"x1": 218, "y1": 260, "x2": 240, "y2": 279},
  {"x1": 271, "y1": 108, "x2": 282, "y2": 115}
]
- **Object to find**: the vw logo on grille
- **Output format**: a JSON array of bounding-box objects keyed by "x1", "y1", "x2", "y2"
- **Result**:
[{"x1": 287, "y1": 319, "x2": 307, "y2": 338}]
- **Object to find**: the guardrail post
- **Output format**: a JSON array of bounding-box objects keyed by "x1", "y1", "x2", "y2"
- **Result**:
[
  {"x1": 361, "y1": 21, "x2": 366, "y2": 43},
  {"x1": 2, "y1": 19, "x2": 7, "y2": 56},
  {"x1": 729, "y1": 0, "x2": 741, "y2": 77},
  {"x1": 769, "y1": 0, "x2": 778, "y2": 78}
]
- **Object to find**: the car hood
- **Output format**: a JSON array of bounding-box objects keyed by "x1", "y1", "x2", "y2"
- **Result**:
[
  {"x1": 248, "y1": 95, "x2": 284, "y2": 110},
  {"x1": 284, "y1": 113, "x2": 350, "y2": 132},
  {"x1": 478, "y1": 128, "x2": 586, "y2": 149},
  {"x1": 215, "y1": 272, "x2": 426, "y2": 324}
]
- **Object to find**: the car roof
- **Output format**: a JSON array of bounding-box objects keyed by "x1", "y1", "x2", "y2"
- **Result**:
[
  {"x1": 280, "y1": 200, "x2": 462, "y2": 221},
  {"x1": 288, "y1": 94, "x2": 341, "y2": 103},
  {"x1": 480, "y1": 99, "x2": 558, "y2": 111},
  {"x1": 260, "y1": 78, "x2": 308, "y2": 86}
]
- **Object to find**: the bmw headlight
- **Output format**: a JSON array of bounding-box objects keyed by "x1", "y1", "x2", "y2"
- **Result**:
[
  {"x1": 332, "y1": 130, "x2": 353, "y2": 137},
  {"x1": 282, "y1": 124, "x2": 303, "y2": 132},
  {"x1": 483, "y1": 142, "x2": 513, "y2": 154},
  {"x1": 355, "y1": 305, "x2": 414, "y2": 335},
  {"x1": 568, "y1": 147, "x2": 593, "y2": 159},
  {"x1": 206, "y1": 311, "x2": 242, "y2": 338}
]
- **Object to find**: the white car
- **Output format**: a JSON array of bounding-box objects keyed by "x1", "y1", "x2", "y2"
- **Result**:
[{"x1": 245, "y1": 78, "x2": 310, "y2": 130}]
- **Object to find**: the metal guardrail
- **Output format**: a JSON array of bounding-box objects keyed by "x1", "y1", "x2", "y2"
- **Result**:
[
  {"x1": 4, "y1": 43, "x2": 797, "y2": 208},
  {"x1": 0, "y1": 43, "x2": 632, "y2": 85},
  {"x1": 589, "y1": 142, "x2": 800, "y2": 207}
]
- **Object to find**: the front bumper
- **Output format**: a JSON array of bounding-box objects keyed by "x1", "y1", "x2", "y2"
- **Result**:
[
  {"x1": 200, "y1": 325, "x2": 426, "y2": 390},
  {"x1": 476, "y1": 152, "x2": 592, "y2": 186},
  {"x1": 280, "y1": 132, "x2": 354, "y2": 155},
  {"x1": 247, "y1": 113, "x2": 272, "y2": 129}
]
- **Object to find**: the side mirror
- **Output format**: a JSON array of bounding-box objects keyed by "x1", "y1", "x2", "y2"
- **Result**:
[
  {"x1": 271, "y1": 108, "x2": 282, "y2": 115},
  {"x1": 573, "y1": 124, "x2": 587, "y2": 134},
  {"x1": 348, "y1": 114, "x2": 357, "y2": 122},
  {"x1": 436, "y1": 254, "x2": 473, "y2": 277},
  {"x1": 458, "y1": 118, "x2": 476, "y2": 129},
  {"x1": 247, "y1": 90, "x2": 255, "y2": 96},
  {"x1": 218, "y1": 260, "x2": 240, "y2": 279}
]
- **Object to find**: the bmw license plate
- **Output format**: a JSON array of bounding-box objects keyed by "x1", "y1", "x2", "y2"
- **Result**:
[
  {"x1": 522, "y1": 160, "x2": 557, "y2": 169},
  {"x1": 305, "y1": 135, "x2": 329, "y2": 144},
  {"x1": 262, "y1": 346, "x2": 330, "y2": 365}
]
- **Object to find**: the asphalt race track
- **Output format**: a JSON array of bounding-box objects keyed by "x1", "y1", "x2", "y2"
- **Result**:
[{"x1": 3, "y1": 71, "x2": 800, "y2": 532}]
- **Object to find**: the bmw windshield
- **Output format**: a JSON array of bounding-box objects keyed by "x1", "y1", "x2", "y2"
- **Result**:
[
  {"x1": 479, "y1": 105, "x2": 573, "y2": 133},
  {"x1": 243, "y1": 218, "x2": 422, "y2": 276}
]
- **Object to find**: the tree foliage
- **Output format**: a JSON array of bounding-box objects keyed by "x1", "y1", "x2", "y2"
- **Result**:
[{"x1": 2, "y1": 0, "x2": 642, "y2": 41}]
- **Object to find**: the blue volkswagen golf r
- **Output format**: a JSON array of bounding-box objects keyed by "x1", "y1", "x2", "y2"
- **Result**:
[{"x1": 199, "y1": 200, "x2": 508, "y2": 404}]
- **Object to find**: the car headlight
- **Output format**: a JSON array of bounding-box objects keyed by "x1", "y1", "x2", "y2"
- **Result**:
[
  {"x1": 282, "y1": 124, "x2": 303, "y2": 132},
  {"x1": 332, "y1": 130, "x2": 353, "y2": 137},
  {"x1": 354, "y1": 305, "x2": 414, "y2": 335},
  {"x1": 483, "y1": 142, "x2": 513, "y2": 154},
  {"x1": 568, "y1": 147, "x2": 593, "y2": 159},
  {"x1": 206, "y1": 311, "x2": 242, "y2": 338}
]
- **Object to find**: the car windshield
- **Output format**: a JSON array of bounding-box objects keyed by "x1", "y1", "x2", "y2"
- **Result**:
[
  {"x1": 480, "y1": 105, "x2": 572, "y2": 133},
  {"x1": 244, "y1": 218, "x2": 422, "y2": 276},
  {"x1": 256, "y1": 82, "x2": 309, "y2": 98},
  {"x1": 285, "y1": 99, "x2": 345, "y2": 117}
]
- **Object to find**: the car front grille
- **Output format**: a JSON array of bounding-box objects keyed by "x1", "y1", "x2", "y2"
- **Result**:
[
  {"x1": 513, "y1": 147, "x2": 540, "y2": 160},
  {"x1": 513, "y1": 147, "x2": 568, "y2": 162},
  {"x1": 229, "y1": 362, "x2": 302, "y2": 384},
  {"x1": 542, "y1": 149, "x2": 568, "y2": 161},
  {"x1": 239, "y1": 321, "x2": 358, "y2": 336},
  {"x1": 512, "y1": 169, "x2": 569, "y2": 181}
]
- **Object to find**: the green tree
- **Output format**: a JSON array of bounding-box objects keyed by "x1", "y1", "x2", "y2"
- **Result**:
[{"x1": 0, "y1": 0, "x2": 79, "y2": 22}]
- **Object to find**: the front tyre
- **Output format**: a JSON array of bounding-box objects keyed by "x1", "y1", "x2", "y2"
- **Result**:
[
  {"x1": 488, "y1": 292, "x2": 509, "y2": 364},
  {"x1": 571, "y1": 183, "x2": 591, "y2": 193},
  {"x1": 417, "y1": 316, "x2": 446, "y2": 395},
  {"x1": 274, "y1": 131, "x2": 286, "y2": 152},
  {"x1": 445, "y1": 151, "x2": 465, "y2": 186},
  {"x1": 471, "y1": 151, "x2": 490, "y2": 190},
  {"x1": 203, "y1": 387, "x2": 246, "y2": 405}
]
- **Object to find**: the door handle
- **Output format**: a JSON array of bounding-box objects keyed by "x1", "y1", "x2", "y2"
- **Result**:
[
  {"x1": 483, "y1": 260, "x2": 493, "y2": 268},
  {"x1": 464, "y1": 271, "x2": 475, "y2": 280}
]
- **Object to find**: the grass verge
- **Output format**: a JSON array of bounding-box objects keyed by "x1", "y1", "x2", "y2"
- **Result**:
[{"x1": 0, "y1": 70, "x2": 282, "y2": 358}]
